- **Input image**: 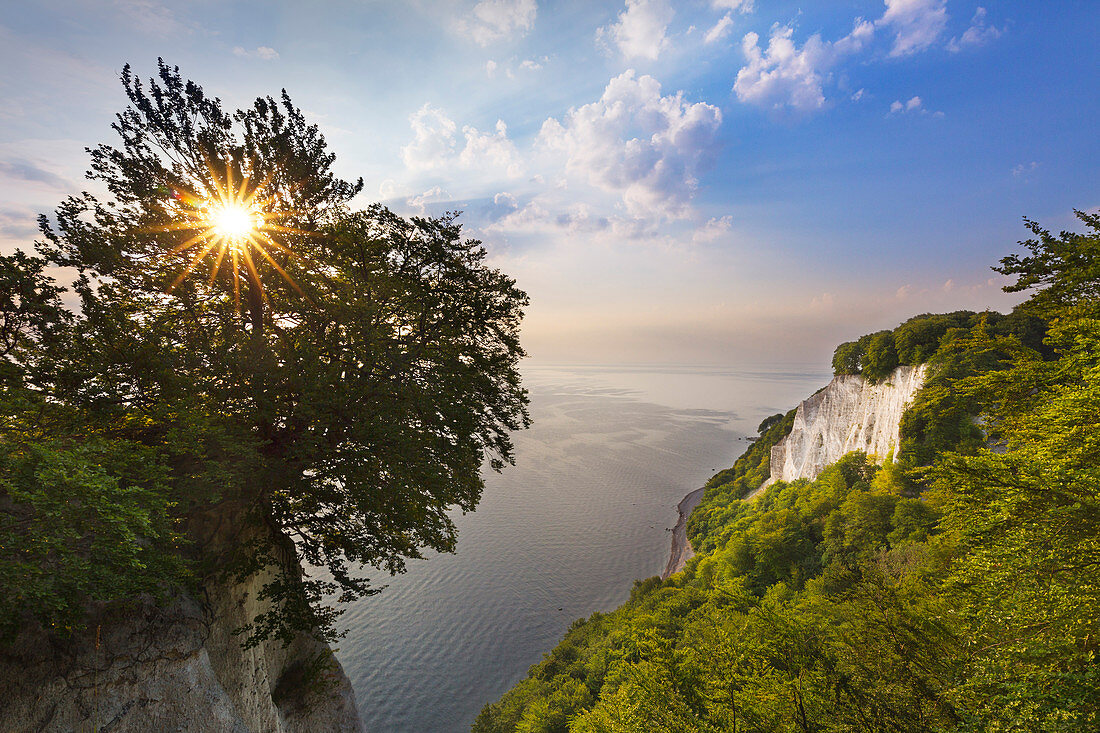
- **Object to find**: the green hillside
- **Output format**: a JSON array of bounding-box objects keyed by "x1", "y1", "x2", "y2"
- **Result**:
[{"x1": 474, "y1": 211, "x2": 1100, "y2": 732}]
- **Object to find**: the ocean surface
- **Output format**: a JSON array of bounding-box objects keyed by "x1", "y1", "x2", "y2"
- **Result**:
[{"x1": 336, "y1": 364, "x2": 831, "y2": 732}]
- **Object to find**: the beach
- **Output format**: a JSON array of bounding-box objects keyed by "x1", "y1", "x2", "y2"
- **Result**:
[{"x1": 662, "y1": 486, "x2": 706, "y2": 579}]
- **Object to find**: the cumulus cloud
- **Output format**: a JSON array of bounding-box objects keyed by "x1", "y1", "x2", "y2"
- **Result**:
[
  {"x1": 947, "y1": 7, "x2": 1003, "y2": 52},
  {"x1": 457, "y1": 0, "x2": 537, "y2": 46},
  {"x1": 704, "y1": 14, "x2": 734, "y2": 45},
  {"x1": 401, "y1": 104, "x2": 457, "y2": 170},
  {"x1": 733, "y1": 19, "x2": 872, "y2": 112},
  {"x1": 539, "y1": 70, "x2": 722, "y2": 218},
  {"x1": 597, "y1": 0, "x2": 674, "y2": 61},
  {"x1": 406, "y1": 186, "x2": 450, "y2": 212},
  {"x1": 401, "y1": 105, "x2": 523, "y2": 178},
  {"x1": 233, "y1": 46, "x2": 279, "y2": 60},
  {"x1": 877, "y1": 0, "x2": 948, "y2": 57},
  {"x1": 889, "y1": 95, "x2": 923, "y2": 113},
  {"x1": 888, "y1": 95, "x2": 942, "y2": 116},
  {"x1": 460, "y1": 120, "x2": 524, "y2": 178}
]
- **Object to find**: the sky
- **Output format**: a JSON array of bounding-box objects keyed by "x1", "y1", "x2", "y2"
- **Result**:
[{"x1": 1, "y1": 0, "x2": 1097, "y2": 367}]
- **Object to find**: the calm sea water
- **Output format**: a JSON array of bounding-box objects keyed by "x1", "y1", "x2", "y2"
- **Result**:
[{"x1": 336, "y1": 364, "x2": 830, "y2": 732}]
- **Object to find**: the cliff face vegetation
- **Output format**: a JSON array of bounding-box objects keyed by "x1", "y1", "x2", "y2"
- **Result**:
[
  {"x1": 0, "y1": 63, "x2": 529, "y2": 729},
  {"x1": 475, "y1": 211, "x2": 1100, "y2": 732}
]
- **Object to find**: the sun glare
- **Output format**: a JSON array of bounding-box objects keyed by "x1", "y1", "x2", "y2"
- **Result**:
[
  {"x1": 212, "y1": 204, "x2": 259, "y2": 243},
  {"x1": 150, "y1": 163, "x2": 309, "y2": 306}
]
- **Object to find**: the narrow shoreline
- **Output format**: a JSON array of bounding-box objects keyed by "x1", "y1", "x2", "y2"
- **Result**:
[{"x1": 661, "y1": 486, "x2": 706, "y2": 579}]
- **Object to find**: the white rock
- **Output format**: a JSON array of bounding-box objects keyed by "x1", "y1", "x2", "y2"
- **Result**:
[
  {"x1": 0, "y1": 530, "x2": 364, "y2": 732},
  {"x1": 758, "y1": 364, "x2": 926, "y2": 493}
]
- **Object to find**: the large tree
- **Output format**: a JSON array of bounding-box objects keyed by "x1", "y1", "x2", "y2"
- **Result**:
[{"x1": 14, "y1": 60, "x2": 529, "y2": 642}]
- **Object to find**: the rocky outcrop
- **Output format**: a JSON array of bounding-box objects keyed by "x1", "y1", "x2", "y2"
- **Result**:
[
  {"x1": 0, "y1": 523, "x2": 363, "y2": 732},
  {"x1": 759, "y1": 364, "x2": 926, "y2": 492}
]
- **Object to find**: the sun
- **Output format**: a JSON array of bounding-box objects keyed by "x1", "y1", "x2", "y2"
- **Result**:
[
  {"x1": 212, "y1": 204, "x2": 259, "y2": 243},
  {"x1": 151, "y1": 162, "x2": 307, "y2": 307}
]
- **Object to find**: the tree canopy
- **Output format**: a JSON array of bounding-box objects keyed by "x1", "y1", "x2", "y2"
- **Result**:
[{"x1": 1, "y1": 61, "x2": 529, "y2": 642}]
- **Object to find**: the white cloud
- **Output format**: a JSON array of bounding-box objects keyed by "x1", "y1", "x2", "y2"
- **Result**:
[
  {"x1": 596, "y1": 0, "x2": 674, "y2": 61},
  {"x1": 379, "y1": 179, "x2": 397, "y2": 198},
  {"x1": 401, "y1": 105, "x2": 523, "y2": 178},
  {"x1": 888, "y1": 95, "x2": 942, "y2": 116},
  {"x1": 486, "y1": 198, "x2": 622, "y2": 236},
  {"x1": 947, "y1": 7, "x2": 1003, "y2": 52},
  {"x1": 851, "y1": 88, "x2": 866, "y2": 101},
  {"x1": 735, "y1": 28, "x2": 828, "y2": 112},
  {"x1": 233, "y1": 46, "x2": 279, "y2": 60},
  {"x1": 1012, "y1": 161, "x2": 1039, "y2": 178},
  {"x1": 878, "y1": 0, "x2": 948, "y2": 57},
  {"x1": 704, "y1": 14, "x2": 734, "y2": 45},
  {"x1": 734, "y1": 19, "x2": 873, "y2": 113},
  {"x1": 486, "y1": 59, "x2": 499, "y2": 76},
  {"x1": 487, "y1": 200, "x2": 550, "y2": 231},
  {"x1": 713, "y1": 0, "x2": 753, "y2": 12},
  {"x1": 833, "y1": 18, "x2": 875, "y2": 55},
  {"x1": 460, "y1": 120, "x2": 524, "y2": 178},
  {"x1": 401, "y1": 104, "x2": 457, "y2": 170},
  {"x1": 457, "y1": 0, "x2": 537, "y2": 46},
  {"x1": 889, "y1": 95, "x2": 924, "y2": 113},
  {"x1": 519, "y1": 59, "x2": 542, "y2": 71},
  {"x1": 692, "y1": 215, "x2": 733, "y2": 243},
  {"x1": 407, "y1": 186, "x2": 450, "y2": 212},
  {"x1": 538, "y1": 70, "x2": 721, "y2": 218}
]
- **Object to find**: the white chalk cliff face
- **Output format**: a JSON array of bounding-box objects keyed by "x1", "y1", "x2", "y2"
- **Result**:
[
  {"x1": 0, "y1": 521, "x2": 364, "y2": 733},
  {"x1": 761, "y1": 364, "x2": 927, "y2": 490}
]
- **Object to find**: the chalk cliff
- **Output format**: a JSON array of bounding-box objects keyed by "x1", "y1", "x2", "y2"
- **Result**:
[
  {"x1": 0, "y1": 520, "x2": 363, "y2": 733},
  {"x1": 759, "y1": 364, "x2": 926, "y2": 492}
]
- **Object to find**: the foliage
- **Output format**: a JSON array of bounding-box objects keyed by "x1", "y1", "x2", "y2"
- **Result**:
[
  {"x1": 927, "y1": 319, "x2": 1100, "y2": 729},
  {"x1": 995, "y1": 209, "x2": 1100, "y2": 319},
  {"x1": 475, "y1": 454, "x2": 960, "y2": 732},
  {"x1": 0, "y1": 251, "x2": 71, "y2": 388},
  {"x1": 687, "y1": 407, "x2": 795, "y2": 554},
  {"x1": 478, "y1": 213, "x2": 1100, "y2": 731},
  {"x1": 4, "y1": 62, "x2": 529, "y2": 643},
  {"x1": 0, "y1": 406, "x2": 186, "y2": 637},
  {"x1": 829, "y1": 310, "x2": 1046, "y2": 383}
]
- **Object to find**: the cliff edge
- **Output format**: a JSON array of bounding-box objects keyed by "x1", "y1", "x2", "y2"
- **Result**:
[
  {"x1": 757, "y1": 364, "x2": 926, "y2": 494},
  {"x1": 0, "y1": 522, "x2": 363, "y2": 733}
]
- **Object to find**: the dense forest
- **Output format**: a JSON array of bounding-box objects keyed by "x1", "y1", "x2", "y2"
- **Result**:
[{"x1": 476, "y1": 210, "x2": 1100, "y2": 732}]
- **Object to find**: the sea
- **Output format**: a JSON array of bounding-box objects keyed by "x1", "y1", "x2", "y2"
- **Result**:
[{"x1": 335, "y1": 364, "x2": 831, "y2": 732}]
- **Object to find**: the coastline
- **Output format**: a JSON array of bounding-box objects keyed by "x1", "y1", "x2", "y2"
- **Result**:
[{"x1": 661, "y1": 486, "x2": 706, "y2": 579}]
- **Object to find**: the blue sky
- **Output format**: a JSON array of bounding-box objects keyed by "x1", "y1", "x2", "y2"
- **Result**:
[{"x1": 1, "y1": 0, "x2": 1097, "y2": 365}]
